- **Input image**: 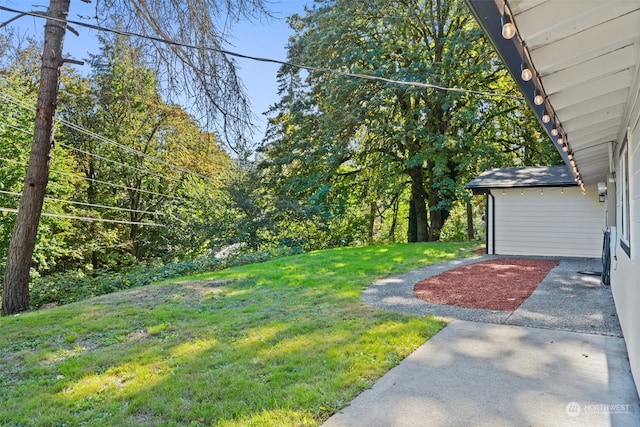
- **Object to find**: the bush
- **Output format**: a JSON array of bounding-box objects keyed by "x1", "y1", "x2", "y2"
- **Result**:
[
  {"x1": 28, "y1": 245, "x2": 304, "y2": 309},
  {"x1": 440, "y1": 199, "x2": 485, "y2": 242}
]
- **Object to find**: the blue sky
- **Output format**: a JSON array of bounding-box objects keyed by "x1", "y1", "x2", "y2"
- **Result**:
[
  {"x1": 228, "y1": 1, "x2": 309, "y2": 142},
  {"x1": 1, "y1": 0, "x2": 310, "y2": 144}
]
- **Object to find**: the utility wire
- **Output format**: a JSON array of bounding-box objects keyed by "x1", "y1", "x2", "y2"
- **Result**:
[
  {"x1": 0, "y1": 120, "x2": 32, "y2": 134},
  {"x1": 0, "y1": 117, "x2": 182, "y2": 184},
  {"x1": 0, "y1": 4, "x2": 524, "y2": 102},
  {"x1": 56, "y1": 142, "x2": 182, "y2": 184},
  {"x1": 0, "y1": 189, "x2": 165, "y2": 216},
  {"x1": 60, "y1": 119, "x2": 217, "y2": 183},
  {"x1": 0, "y1": 156, "x2": 187, "y2": 202},
  {"x1": 0, "y1": 206, "x2": 165, "y2": 226},
  {"x1": 0, "y1": 93, "x2": 219, "y2": 184}
]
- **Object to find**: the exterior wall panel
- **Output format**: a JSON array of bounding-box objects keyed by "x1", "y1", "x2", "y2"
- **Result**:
[
  {"x1": 493, "y1": 186, "x2": 603, "y2": 258},
  {"x1": 611, "y1": 117, "x2": 640, "y2": 395}
]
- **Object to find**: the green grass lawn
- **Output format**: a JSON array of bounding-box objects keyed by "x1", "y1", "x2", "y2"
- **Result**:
[{"x1": 0, "y1": 242, "x2": 479, "y2": 426}]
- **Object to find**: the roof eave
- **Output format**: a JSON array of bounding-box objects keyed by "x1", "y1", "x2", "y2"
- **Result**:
[{"x1": 463, "y1": 0, "x2": 574, "y2": 173}]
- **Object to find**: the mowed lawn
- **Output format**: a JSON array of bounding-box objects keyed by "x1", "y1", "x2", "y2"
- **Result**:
[{"x1": 0, "y1": 242, "x2": 479, "y2": 426}]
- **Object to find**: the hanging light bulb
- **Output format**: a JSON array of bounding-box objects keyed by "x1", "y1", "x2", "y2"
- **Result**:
[
  {"x1": 551, "y1": 125, "x2": 558, "y2": 136},
  {"x1": 557, "y1": 134, "x2": 564, "y2": 144},
  {"x1": 562, "y1": 144, "x2": 569, "y2": 152},
  {"x1": 542, "y1": 109, "x2": 551, "y2": 123},
  {"x1": 501, "y1": 12, "x2": 516, "y2": 39},
  {"x1": 521, "y1": 61, "x2": 533, "y2": 81},
  {"x1": 534, "y1": 89, "x2": 544, "y2": 105}
]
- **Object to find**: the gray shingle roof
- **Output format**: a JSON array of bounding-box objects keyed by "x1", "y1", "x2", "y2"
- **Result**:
[{"x1": 465, "y1": 166, "x2": 577, "y2": 193}]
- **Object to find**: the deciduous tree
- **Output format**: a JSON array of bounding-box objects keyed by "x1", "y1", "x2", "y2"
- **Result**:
[{"x1": 2, "y1": 0, "x2": 268, "y2": 315}]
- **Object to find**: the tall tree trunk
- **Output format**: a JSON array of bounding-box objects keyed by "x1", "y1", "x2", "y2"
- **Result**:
[
  {"x1": 2, "y1": 0, "x2": 70, "y2": 316},
  {"x1": 388, "y1": 194, "x2": 399, "y2": 243},
  {"x1": 129, "y1": 178, "x2": 142, "y2": 259},
  {"x1": 407, "y1": 166, "x2": 428, "y2": 242},
  {"x1": 427, "y1": 192, "x2": 450, "y2": 242},
  {"x1": 367, "y1": 201, "x2": 376, "y2": 243},
  {"x1": 466, "y1": 200, "x2": 474, "y2": 240},
  {"x1": 425, "y1": 160, "x2": 451, "y2": 242},
  {"x1": 408, "y1": 199, "x2": 417, "y2": 243}
]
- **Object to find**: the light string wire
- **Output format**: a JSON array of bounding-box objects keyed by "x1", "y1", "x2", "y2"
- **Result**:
[{"x1": 0, "y1": 4, "x2": 524, "y2": 102}]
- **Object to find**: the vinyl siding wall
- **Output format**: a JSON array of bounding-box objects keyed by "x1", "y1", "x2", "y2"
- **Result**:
[
  {"x1": 492, "y1": 186, "x2": 603, "y2": 258},
  {"x1": 611, "y1": 104, "x2": 640, "y2": 395}
]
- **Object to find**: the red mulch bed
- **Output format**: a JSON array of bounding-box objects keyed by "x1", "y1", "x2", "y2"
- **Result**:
[{"x1": 413, "y1": 258, "x2": 559, "y2": 311}]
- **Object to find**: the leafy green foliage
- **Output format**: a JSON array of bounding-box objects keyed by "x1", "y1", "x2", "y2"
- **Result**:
[
  {"x1": 440, "y1": 199, "x2": 485, "y2": 242},
  {"x1": 29, "y1": 245, "x2": 303, "y2": 309},
  {"x1": 0, "y1": 36, "x2": 85, "y2": 277},
  {"x1": 261, "y1": 0, "x2": 561, "y2": 245},
  {"x1": 1, "y1": 33, "x2": 240, "y2": 285}
]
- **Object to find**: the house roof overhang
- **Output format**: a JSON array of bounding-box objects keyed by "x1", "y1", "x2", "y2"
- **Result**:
[{"x1": 464, "y1": 0, "x2": 640, "y2": 186}]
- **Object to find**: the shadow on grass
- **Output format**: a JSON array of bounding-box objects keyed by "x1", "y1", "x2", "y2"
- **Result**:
[{"x1": 0, "y1": 242, "x2": 475, "y2": 426}]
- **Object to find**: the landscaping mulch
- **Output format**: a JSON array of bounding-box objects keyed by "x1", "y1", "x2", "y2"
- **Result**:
[{"x1": 413, "y1": 258, "x2": 559, "y2": 311}]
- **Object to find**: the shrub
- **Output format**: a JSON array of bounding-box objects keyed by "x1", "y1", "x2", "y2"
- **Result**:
[{"x1": 28, "y1": 245, "x2": 304, "y2": 309}]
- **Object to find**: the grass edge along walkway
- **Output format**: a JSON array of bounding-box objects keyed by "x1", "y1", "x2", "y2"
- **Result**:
[{"x1": 0, "y1": 242, "x2": 480, "y2": 426}]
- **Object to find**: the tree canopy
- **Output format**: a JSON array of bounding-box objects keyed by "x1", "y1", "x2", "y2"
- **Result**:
[{"x1": 260, "y1": 0, "x2": 560, "y2": 243}]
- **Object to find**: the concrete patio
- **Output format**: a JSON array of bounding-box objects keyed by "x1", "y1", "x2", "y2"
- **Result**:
[{"x1": 323, "y1": 257, "x2": 640, "y2": 426}]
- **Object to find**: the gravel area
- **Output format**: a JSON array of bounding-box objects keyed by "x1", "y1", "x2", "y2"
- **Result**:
[{"x1": 362, "y1": 255, "x2": 622, "y2": 337}]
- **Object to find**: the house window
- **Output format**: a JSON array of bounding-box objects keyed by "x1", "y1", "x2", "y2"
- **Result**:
[{"x1": 620, "y1": 142, "x2": 630, "y2": 256}]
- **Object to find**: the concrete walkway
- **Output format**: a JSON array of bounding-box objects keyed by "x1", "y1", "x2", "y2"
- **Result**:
[{"x1": 323, "y1": 257, "x2": 640, "y2": 427}]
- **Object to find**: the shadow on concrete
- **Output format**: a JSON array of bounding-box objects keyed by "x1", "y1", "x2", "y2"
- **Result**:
[
  {"x1": 324, "y1": 321, "x2": 640, "y2": 427},
  {"x1": 325, "y1": 257, "x2": 640, "y2": 426}
]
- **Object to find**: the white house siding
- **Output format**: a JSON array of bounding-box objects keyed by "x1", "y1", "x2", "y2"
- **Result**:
[
  {"x1": 611, "y1": 108, "x2": 640, "y2": 394},
  {"x1": 492, "y1": 186, "x2": 603, "y2": 258}
]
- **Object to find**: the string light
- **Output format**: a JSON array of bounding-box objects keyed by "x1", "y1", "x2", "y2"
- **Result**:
[
  {"x1": 542, "y1": 109, "x2": 551, "y2": 123},
  {"x1": 492, "y1": 4, "x2": 582, "y2": 185},
  {"x1": 501, "y1": 10, "x2": 516, "y2": 39},
  {"x1": 534, "y1": 89, "x2": 544, "y2": 105},
  {"x1": 521, "y1": 61, "x2": 533, "y2": 81}
]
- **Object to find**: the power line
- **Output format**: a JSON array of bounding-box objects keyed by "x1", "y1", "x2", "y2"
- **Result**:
[
  {"x1": 0, "y1": 117, "x2": 182, "y2": 184},
  {"x1": 0, "y1": 189, "x2": 165, "y2": 216},
  {"x1": 0, "y1": 4, "x2": 524, "y2": 102},
  {"x1": 0, "y1": 206, "x2": 165, "y2": 227},
  {"x1": 60, "y1": 118, "x2": 217, "y2": 183},
  {"x1": 0, "y1": 120, "x2": 33, "y2": 135},
  {"x1": 56, "y1": 142, "x2": 182, "y2": 184},
  {"x1": 0, "y1": 156, "x2": 187, "y2": 202},
  {"x1": 0, "y1": 93, "x2": 220, "y2": 184}
]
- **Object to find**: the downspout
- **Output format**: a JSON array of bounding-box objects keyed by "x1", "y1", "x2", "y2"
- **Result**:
[{"x1": 487, "y1": 190, "x2": 496, "y2": 255}]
